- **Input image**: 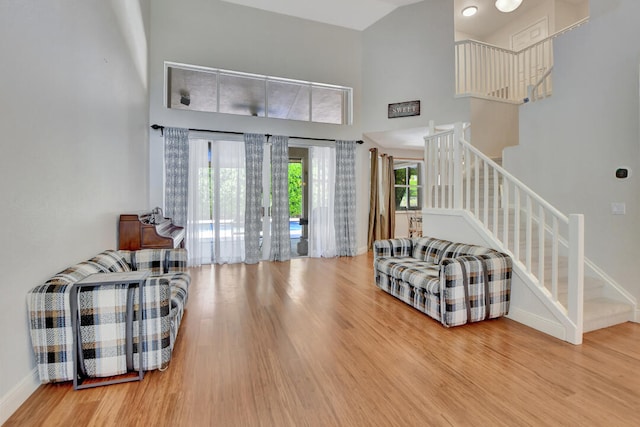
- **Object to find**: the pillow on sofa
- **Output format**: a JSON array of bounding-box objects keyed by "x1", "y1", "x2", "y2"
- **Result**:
[{"x1": 412, "y1": 237, "x2": 453, "y2": 264}]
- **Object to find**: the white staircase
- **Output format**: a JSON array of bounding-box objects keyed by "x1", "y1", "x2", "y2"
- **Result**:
[{"x1": 423, "y1": 124, "x2": 636, "y2": 343}]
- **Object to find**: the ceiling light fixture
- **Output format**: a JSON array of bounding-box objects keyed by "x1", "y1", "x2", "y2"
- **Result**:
[
  {"x1": 495, "y1": 0, "x2": 523, "y2": 13},
  {"x1": 462, "y1": 6, "x2": 478, "y2": 17}
]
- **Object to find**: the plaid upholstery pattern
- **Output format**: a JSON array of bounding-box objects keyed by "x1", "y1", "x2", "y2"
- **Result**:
[
  {"x1": 373, "y1": 238, "x2": 414, "y2": 259},
  {"x1": 375, "y1": 260, "x2": 442, "y2": 321},
  {"x1": 29, "y1": 283, "x2": 75, "y2": 383},
  {"x1": 440, "y1": 253, "x2": 511, "y2": 327},
  {"x1": 124, "y1": 248, "x2": 188, "y2": 275},
  {"x1": 440, "y1": 242, "x2": 493, "y2": 261},
  {"x1": 28, "y1": 249, "x2": 189, "y2": 384},
  {"x1": 373, "y1": 236, "x2": 511, "y2": 328},
  {"x1": 77, "y1": 284, "x2": 130, "y2": 377},
  {"x1": 374, "y1": 257, "x2": 440, "y2": 294},
  {"x1": 89, "y1": 250, "x2": 131, "y2": 273},
  {"x1": 411, "y1": 237, "x2": 454, "y2": 264},
  {"x1": 168, "y1": 272, "x2": 190, "y2": 350}
]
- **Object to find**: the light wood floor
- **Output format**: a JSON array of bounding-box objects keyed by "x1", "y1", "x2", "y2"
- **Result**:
[{"x1": 6, "y1": 254, "x2": 640, "y2": 426}]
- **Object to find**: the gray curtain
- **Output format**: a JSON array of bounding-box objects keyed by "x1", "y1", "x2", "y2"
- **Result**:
[
  {"x1": 269, "y1": 135, "x2": 291, "y2": 261},
  {"x1": 164, "y1": 127, "x2": 190, "y2": 227},
  {"x1": 244, "y1": 134, "x2": 265, "y2": 264},
  {"x1": 335, "y1": 140, "x2": 357, "y2": 256}
]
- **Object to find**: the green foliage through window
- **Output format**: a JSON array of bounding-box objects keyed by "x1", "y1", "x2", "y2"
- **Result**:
[
  {"x1": 394, "y1": 163, "x2": 422, "y2": 210},
  {"x1": 288, "y1": 162, "x2": 302, "y2": 217}
]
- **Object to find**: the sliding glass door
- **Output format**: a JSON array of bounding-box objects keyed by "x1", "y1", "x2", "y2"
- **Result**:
[
  {"x1": 186, "y1": 138, "x2": 334, "y2": 265},
  {"x1": 187, "y1": 138, "x2": 246, "y2": 265}
]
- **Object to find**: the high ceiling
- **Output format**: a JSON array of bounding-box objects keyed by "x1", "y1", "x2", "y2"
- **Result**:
[
  {"x1": 220, "y1": 0, "x2": 588, "y2": 149},
  {"x1": 221, "y1": 0, "x2": 423, "y2": 31},
  {"x1": 223, "y1": 0, "x2": 586, "y2": 34}
]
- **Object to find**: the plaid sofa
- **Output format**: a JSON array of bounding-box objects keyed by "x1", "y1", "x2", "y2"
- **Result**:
[
  {"x1": 27, "y1": 248, "x2": 190, "y2": 384},
  {"x1": 373, "y1": 237, "x2": 511, "y2": 327}
]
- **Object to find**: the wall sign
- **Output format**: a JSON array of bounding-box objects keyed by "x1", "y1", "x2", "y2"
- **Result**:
[{"x1": 388, "y1": 100, "x2": 420, "y2": 119}]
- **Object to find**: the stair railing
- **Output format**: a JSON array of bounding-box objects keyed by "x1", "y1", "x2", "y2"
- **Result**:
[
  {"x1": 455, "y1": 17, "x2": 588, "y2": 104},
  {"x1": 525, "y1": 66, "x2": 553, "y2": 103},
  {"x1": 424, "y1": 123, "x2": 584, "y2": 343},
  {"x1": 455, "y1": 38, "x2": 553, "y2": 103}
]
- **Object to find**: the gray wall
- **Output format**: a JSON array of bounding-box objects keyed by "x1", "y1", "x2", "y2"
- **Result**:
[
  {"x1": 148, "y1": 0, "x2": 369, "y2": 250},
  {"x1": 362, "y1": 0, "x2": 470, "y2": 134},
  {"x1": 0, "y1": 0, "x2": 150, "y2": 421},
  {"x1": 148, "y1": 0, "x2": 364, "y2": 203},
  {"x1": 504, "y1": 0, "x2": 640, "y2": 301}
]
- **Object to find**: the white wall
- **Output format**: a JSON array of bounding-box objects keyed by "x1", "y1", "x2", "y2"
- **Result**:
[
  {"x1": 148, "y1": 0, "x2": 369, "y2": 250},
  {"x1": 555, "y1": 0, "x2": 589, "y2": 31},
  {"x1": 470, "y1": 98, "x2": 519, "y2": 159},
  {"x1": 504, "y1": 0, "x2": 640, "y2": 302},
  {"x1": 362, "y1": 0, "x2": 470, "y2": 134},
  {"x1": 0, "y1": 0, "x2": 150, "y2": 422}
]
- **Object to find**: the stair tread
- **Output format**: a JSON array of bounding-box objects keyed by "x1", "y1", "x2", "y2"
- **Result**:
[
  {"x1": 583, "y1": 297, "x2": 634, "y2": 319},
  {"x1": 583, "y1": 297, "x2": 634, "y2": 332}
]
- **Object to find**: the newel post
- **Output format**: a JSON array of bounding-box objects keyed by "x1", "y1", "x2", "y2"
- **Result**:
[
  {"x1": 567, "y1": 213, "x2": 584, "y2": 344},
  {"x1": 453, "y1": 122, "x2": 464, "y2": 209}
]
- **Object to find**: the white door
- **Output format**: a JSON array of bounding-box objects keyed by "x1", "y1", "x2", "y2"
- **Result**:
[
  {"x1": 511, "y1": 17, "x2": 548, "y2": 51},
  {"x1": 512, "y1": 17, "x2": 550, "y2": 98}
]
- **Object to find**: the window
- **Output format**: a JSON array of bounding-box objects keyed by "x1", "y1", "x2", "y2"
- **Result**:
[
  {"x1": 394, "y1": 162, "x2": 422, "y2": 210},
  {"x1": 166, "y1": 62, "x2": 352, "y2": 125}
]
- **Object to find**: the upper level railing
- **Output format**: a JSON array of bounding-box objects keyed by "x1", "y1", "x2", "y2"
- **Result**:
[
  {"x1": 424, "y1": 123, "x2": 584, "y2": 343},
  {"x1": 455, "y1": 18, "x2": 588, "y2": 104},
  {"x1": 455, "y1": 38, "x2": 553, "y2": 103}
]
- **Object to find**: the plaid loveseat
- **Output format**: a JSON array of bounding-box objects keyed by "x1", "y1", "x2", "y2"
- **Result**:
[
  {"x1": 27, "y1": 248, "x2": 190, "y2": 384},
  {"x1": 373, "y1": 236, "x2": 511, "y2": 327}
]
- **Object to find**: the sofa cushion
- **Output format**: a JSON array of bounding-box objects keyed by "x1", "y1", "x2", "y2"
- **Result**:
[
  {"x1": 375, "y1": 257, "x2": 441, "y2": 294},
  {"x1": 374, "y1": 256, "x2": 414, "y2": 276},
  {"x1": 399, "y1": 262, "x2": 441, "y2": 294},
  {"x1": 411, "y1": 237, "x2": 453, "y2": 263}
]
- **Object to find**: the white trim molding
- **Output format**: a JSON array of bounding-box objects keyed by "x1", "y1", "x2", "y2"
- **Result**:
[{"x1": 0, "y1": 368, "x2": 40, "y2": 425}]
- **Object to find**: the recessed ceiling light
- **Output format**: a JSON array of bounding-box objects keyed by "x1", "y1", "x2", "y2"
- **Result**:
[
  {"x1": 462, "y1": 6, "x2": 478, "y2": 17},
  {"x1": 495, "y1": 0, "x2": 523, "y2": 13}
]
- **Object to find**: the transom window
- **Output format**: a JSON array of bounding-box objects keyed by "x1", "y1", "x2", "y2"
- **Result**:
[
  {"x1": 165, "y1": 62, "x2": 352, "y2": 125},
  {"x1": 394, "y1": 162, "x2": 422, "y2": 210}
]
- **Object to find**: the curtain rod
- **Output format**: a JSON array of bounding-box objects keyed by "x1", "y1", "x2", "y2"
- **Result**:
[{"x1": 151, "y1": 124, "x2": 363, "y2": 144}]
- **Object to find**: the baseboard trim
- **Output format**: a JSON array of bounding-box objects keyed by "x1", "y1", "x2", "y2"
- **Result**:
[
  {"x1": 506, "y1": 307, "x2": 568, "y2": 343},
  {"x1": 0, "y1": 368, "x2": 40, "y2": 425}
]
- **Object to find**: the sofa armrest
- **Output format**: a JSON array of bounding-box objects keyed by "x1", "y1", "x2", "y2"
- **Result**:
[
  {"x1": 440, "y1": 252, "x2": 512, "y2": 327},
  {"x1": 27, "y1": 275, "x2": 173, "y2": 383},
  {"x1": 373, "y1": 238, "x2": 414, "y2": 260}
]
